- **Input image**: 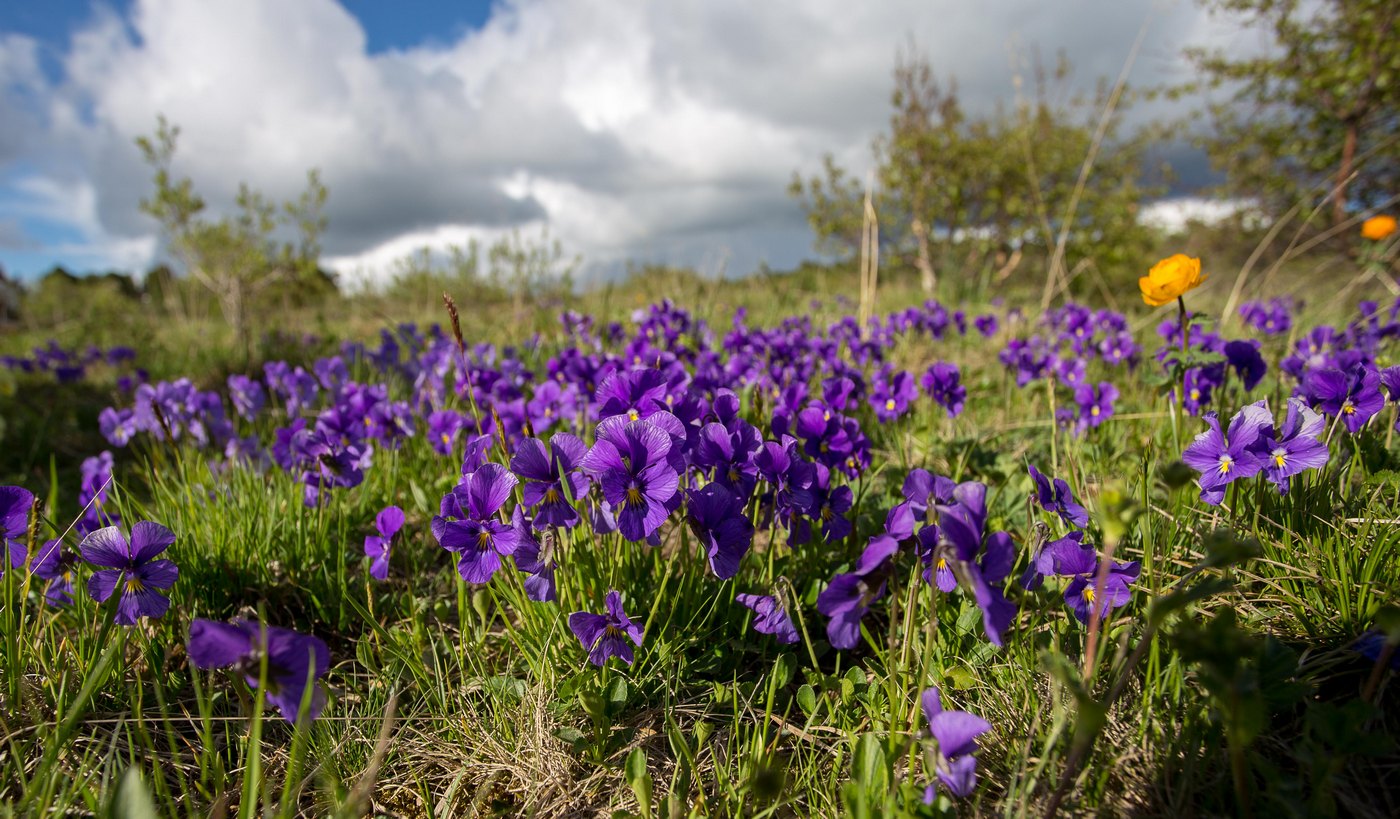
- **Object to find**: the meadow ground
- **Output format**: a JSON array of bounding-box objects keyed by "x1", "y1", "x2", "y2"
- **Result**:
[{"x1": 1, "y1": 246, "x2": 1398, "y2": 818}]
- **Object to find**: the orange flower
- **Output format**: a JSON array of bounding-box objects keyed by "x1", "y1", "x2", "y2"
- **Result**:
[
  {"x1": 1361, "y1": 215, "x2": 1397, "y2": 241},
  {"x1": 1139, "y1": 254, "x2": 1205, "y2": 307}
]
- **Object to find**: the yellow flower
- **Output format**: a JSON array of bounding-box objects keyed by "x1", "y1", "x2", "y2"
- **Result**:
[
  {"x1": 1361, "y1": 214, "x2": 1397, "y2": 242},
  {"x1": 1139, "y1": 254, "x2": 1205, "y2": 307}
]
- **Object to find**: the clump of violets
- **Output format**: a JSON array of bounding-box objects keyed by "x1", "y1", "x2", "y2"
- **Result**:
[
  {"x1": 1, "y1": 485, "x2": 34, "y2": 573},
  {"x1": 736, "y1": 593, "x2": 799, "y2": 644},
  {"x1": 80, "y1": 522, "x2": 179, "y2": 625},
  {"x1": 569, "y1": 590, "x2": 644, "y2": 666},
  {"x1": 188, "y1": 619, "x2": 331, "y2": 722},
  {"x1": 1026, "y1": 465, "x2": 1089, "y2": 527},
  {"x1": 363, "y1": 505, "x2": 404, "y2": 580},
  {"x1": 920, "y1": 685, "x2": 992, "y2": 801}
]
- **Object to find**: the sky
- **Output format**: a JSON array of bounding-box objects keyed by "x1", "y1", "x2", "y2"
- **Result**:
[{"x1": 0, "y1": 0, "x2": 1259, "y2": 287}]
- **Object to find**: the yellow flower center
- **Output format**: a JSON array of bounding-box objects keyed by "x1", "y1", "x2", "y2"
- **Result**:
[
  {"x1": 625, "y1": 487, "x2": 645, "y2": 508},
  {"x1": 1083, "y1": 585, "x2": 1096, "y2": 603},
  {"x1": 440, "y1": 433, "x2": 451, "y2": 445},
  {"x1": 544, "y1": 488, "x2": 561, "y2": 504},
  {"x1": 1090, "y1": 406, "x2": 1100, "y2": 417},
  {"x1": 1189, "y1": 389, "x2": 1200, "y2": 401},
  {"x1": 1343, "y1": 401, "x2": 1356, "y2": 415},
  {"x1": 1217, "y1": 456, "x2": 1233, "y2": 475},
  {"x1": 627, "y1": 409, "x2": 639, "y2": 422},
  {"x1": 884, "y1": 399, "x2": 896, "y2": 412},
  {"x1": 126, "y1": 577, "x2": 145, "y2": 593}
]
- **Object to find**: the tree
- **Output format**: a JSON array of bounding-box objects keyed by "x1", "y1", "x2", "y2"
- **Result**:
[
  {"x1": 791, "y1": 50, "x2": 1156, "y2": 296},
  {"x1": 0, "y1": 265, "x2": 20, "y2": 326},
  {"x1": 1186, "y1": 0, "x2": 1400, "y2": 221},
  {"x1": 136, "y1": 116, "x2": 331, "y2": 354},
  {"x1": 486, "y1": 226, "x2": 579, "y2": 319}
]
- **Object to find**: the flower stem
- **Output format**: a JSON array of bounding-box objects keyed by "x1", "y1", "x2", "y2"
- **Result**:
[{"x1": 1176, "y1": 296, "x2": 1190, "y2": 411}]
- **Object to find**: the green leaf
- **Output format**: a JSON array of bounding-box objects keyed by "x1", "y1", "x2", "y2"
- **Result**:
[
  {"x1": 771, "y1": 653, "x2": 797, "y2": 690},
  {"x1": 625, "y1": 746, "x2": 648, "y2": 784},
  {"x1": 578, "y1": 691, "x2": 608, "y2": 724},
  {"x1": 796, "y1": 683, "x2": 817, "y2": 715},
  {"x1": 606, "y1": 677, "x2": 630, "y2": 715},
  {"x1": 409, "y1": 478, "x2": 430, "y2": 513},
  {"x1": 944, "y1": 665, "x2": 976, "y2": 690},
  {"x1": 850, "y1": 732, "x2": 889, "y2": 803},
  {"x1": 111, "y1": 768, "x2": 160, "y2": 819}
]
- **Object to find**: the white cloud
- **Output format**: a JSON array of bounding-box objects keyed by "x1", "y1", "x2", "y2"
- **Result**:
[
  {"x1": 1139, "y1": 196, "x2": 1265, "y2": 234},
  {"x1": 0, "y1": 0, "x2": 1235, "y2": 283}
]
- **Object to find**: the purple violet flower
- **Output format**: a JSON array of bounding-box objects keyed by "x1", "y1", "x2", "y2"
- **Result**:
[
  {"x1": 510, "y1": 509, "x2": 557, "y2": 602},
  {"x1": 594, "y1": 367, "x2": 669, "y2": 422},
  {"x1": 736, "y1": 593, "x2": 800, "y2": 644},
  {"x1": 816, "y1": 535, "x2": 899, "y2": 650},
  {"x1": 580, "y1": 416, "x2": 680, "y2": 542},
  {"x1": 80, "y1": 521, "x2": 179, "y2": 625},
  {"x1": 920, "y1": 362, "x2": 966, "y2": 418},
  {"x1": 930, "y1": 482, "x2": 1017, "y2": 646},
  {"x1": 433, "y1": 463, "x2": 521, "y2": 583},
  {"x1": 227, "y1": 374, "x2": 266, "y2": 420},
  {"x1": 30, "y1": 538, "x2": 78, "y2": 606},
  {"x1": 1254, "y1": 397, "x2": 1330, "y2": 494},
  {"x1": 1181, "y1": 403, "x2": 1273, "y2": 505},
  {"x1": 568, "y1": 590, "x2": 644, "y2": 666},
  {"x1": 920, "y1": 685, "x2": 992, "y2": 800},
  {"x1": 685, "y1": 483, "x2": 755, "y2": 579},
  {"x1": 1304, "y1": 364, "x2": 1385, "y2": 434},
  {"x1": 188, "y1": 618, "x2": 331, "y2": 722},
  {"x1": 1027, "y1": 464, "x2": 1089, "y2": 527},
  {"x1": 1, "y1": 485, "x2": 34, "y2": 573},
  {"x1": 1047, "y1": 538, "x2": 1141, "y2": 624},
  {"x1": 870, "y1": 367, "x2": 918, "y2": 423},
  {"x1": 1223, "y1": 340, "x2": 1267, "y2": 392},
  {"x1": 511, "y1": 434, "x2": 589, "y2": 530},
  {"x1": 364, "y1": 505, "x2": 404, "y2": 580},
  {"x1": 427, "y1": 410, "x2": 467, "y2": 456},
  {"x1": 1072, "y1": 382, "x2": 1117, "y2": 433}
]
